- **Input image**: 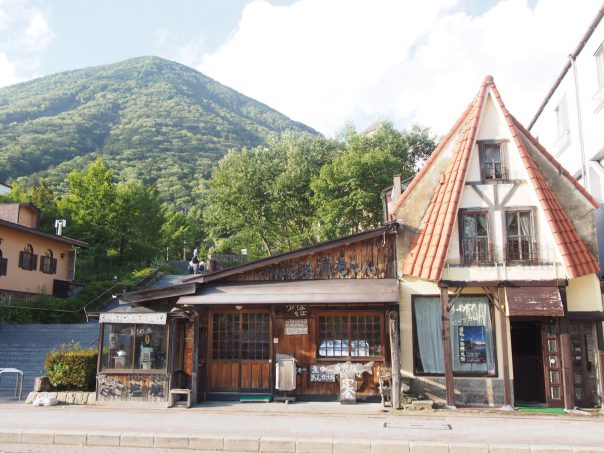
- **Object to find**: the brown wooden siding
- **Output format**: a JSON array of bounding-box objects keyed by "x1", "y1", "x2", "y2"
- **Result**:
[
  {"x1": 227, "y1": 236, "x2": 395, "y2": 281},
  {"x1": 97, "y1": 373, "x2": 169, "y2": 403}
]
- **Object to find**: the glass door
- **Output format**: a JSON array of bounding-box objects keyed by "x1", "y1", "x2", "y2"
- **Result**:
[{"x1": 570, "y1": 322, "x2": 598, "y2": 407}]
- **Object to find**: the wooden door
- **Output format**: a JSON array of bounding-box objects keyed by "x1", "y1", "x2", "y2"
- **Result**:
[
  {"x1": 541, "y1": 320, "x2": 564, "y2": 408},
  {"x1": 570, "y1": 322, "x2": 598, "y2": 407},
  {"x1": 208, "y1": 310, "x2": 271, "y2": 392}
]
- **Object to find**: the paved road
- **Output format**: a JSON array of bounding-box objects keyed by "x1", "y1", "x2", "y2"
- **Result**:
[{"x1": 0, "y1": 401, "x2": 603, "y2": 447}]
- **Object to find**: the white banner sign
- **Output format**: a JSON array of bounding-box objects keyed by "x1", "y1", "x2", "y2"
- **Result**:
[{"x1": 99, "y1": 312, "x2": 167, "y2": 325}]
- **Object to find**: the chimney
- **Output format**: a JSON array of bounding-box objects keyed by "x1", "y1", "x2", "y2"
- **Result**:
[
  {"x1": 54, "y1": 219, "x2": 66, "y2": 236},
  {"x1": 392, "y1": 175, "x2": 402, "y2": 204}
]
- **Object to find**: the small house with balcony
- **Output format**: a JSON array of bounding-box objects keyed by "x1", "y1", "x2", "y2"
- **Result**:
[
  {"x1": 0, "y1": 203, "x2": 88, "y2": 299},
  {"x1": 389, "y1": 76, "x2": 604, "y2": 409}
]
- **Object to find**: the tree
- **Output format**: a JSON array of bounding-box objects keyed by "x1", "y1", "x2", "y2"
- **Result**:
[
  {"x1": 113, "y1": 181, "x2": 163, "y2": 264},
  {"x1": 203, "y1": 133, "x2": 339, "y2": 257},
  {"x1": 310, "y1": 148, "x2": 399, "y2": 239},
  {"x1": 311, "y1": 122, "x2": 438, "y2": 239}
]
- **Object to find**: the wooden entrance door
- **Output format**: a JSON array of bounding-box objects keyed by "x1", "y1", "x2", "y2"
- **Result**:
[
  {"x1": 569, "y1": 322, "x2": 598, "y2": 407},
  {"x1": 208, "y1": 310, "x2": 271, "y2": 392},
  {"x1": 541, "y1": 320, "x2": 564, "y2": 408}
]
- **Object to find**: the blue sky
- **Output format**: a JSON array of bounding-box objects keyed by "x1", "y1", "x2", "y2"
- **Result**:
[{"x1": 0, "y1": 0, "x2": 600, "y2": 136}]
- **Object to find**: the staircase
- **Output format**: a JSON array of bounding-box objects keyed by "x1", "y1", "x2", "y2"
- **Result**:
[{"x1": 0, "y1": 323, "x2": 99, "y2": 394}]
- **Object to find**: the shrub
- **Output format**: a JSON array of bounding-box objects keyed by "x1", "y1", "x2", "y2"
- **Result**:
[{"x1": 45, "y1": 342, "x2": 98, "y2": 391}]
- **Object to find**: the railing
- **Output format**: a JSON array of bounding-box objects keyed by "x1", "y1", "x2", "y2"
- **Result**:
[
  {"x1": 505, "y1": 238, "x2": 539, "y2": 264},
  {"x1": 461, "y1": 237, "x2": 494, "y2": 266},
  {"x1": 482, "y1": 162, "x2": 508, "y2": 181}
]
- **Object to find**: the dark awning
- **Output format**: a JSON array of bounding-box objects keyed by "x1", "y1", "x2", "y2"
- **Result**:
[
  {"x1": 506, "y1": 286, "x2": 563, "y2": 317},
  {"x1": 177, "y1": 279, "x2": 399, "y2": 306}
]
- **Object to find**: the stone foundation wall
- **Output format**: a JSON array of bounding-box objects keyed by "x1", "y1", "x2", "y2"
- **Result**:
[
  {"x1": 26, "y1": 391, "x2": 96, "y2": 405},
  {"x1": 409, "y1": 376, "x2": 505, "y2": 406}
]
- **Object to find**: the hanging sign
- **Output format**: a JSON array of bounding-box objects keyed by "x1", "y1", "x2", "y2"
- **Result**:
[
  {"x1": 99, "y1": 312, "x2": 167, "y2": 325},
  {"x1": 285, "y1": 318, "x2": 308, "y2": 335},
  {"x1": 458, "y1": 326, "x2": 487, "y2": 363}
]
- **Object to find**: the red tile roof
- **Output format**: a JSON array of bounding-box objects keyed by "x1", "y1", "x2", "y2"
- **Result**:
[{"x1": 398, "y1": 76, "x2": 599, "y2": 281}]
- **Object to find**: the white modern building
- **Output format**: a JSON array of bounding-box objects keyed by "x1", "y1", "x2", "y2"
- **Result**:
[{"x1": 529, "y1": 6, "x2": 604, "y2": 266}]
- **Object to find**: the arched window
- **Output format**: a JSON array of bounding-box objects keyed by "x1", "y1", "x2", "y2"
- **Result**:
[
  {"x1": 0, "y1": 248, "x2": 6, "y2": 276},
  {"x1": 19, "y1": 244, "x2": 37, "y2": 271},
  {"x1": 40, "y1": 249, "x2": 57, "y2": 274}
]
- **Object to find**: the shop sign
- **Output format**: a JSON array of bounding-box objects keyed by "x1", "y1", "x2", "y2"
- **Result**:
[
  {"x1": 458, "y1": 325, "x2": 487, "y2": 363},
  {"x1": 285, "y1": 318, "x2": 308, "y2": 335},
  {"x1": 99, "y1": 312, "x2": 167, "y2": 325},
  {"x1": 310, "y1": 364, "x2": 336, "y2": 382}
]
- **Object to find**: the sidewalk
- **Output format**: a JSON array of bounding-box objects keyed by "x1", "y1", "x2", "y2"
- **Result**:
[{"x1": 0, "y1": 400, "x2": 603, "y2": 452}]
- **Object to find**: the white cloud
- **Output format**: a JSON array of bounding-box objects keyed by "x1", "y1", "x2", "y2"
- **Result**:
[
  {"x1": 0, "y1": 52, "x2": 19, "y2": 86},
  {"x1": 198, "y1": 0, "x2": 603, "y2": 136},
  {"x1": 23, "y1": 10, "x2": 55, "y2": 52},
  {"x1": 0, "y1": 0, "x2": 55, "y2": 87}
]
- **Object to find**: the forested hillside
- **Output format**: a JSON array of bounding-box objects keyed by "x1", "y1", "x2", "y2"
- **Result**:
[{"x1": 0, "y1": 56, "x2": 317, "y2": 205}]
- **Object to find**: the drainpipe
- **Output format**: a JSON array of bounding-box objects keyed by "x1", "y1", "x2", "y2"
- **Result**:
[{"x1": 569, "y1": 54, "x2": 588, "y2": 189}]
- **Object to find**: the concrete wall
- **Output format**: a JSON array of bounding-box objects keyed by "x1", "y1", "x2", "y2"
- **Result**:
[
  {"x1": 529, "y1": 18, "x2": 604, "y2": 185},
  {"x1": 0, "y1": 226, "x2": 75, "y2": 294}
]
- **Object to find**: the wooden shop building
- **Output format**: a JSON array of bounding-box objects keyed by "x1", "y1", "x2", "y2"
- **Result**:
[{"x1": 93, "y1": 224, "x2": 401, "y2": 404}]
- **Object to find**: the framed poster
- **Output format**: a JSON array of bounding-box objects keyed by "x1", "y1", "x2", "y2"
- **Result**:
[
  {"x1": 458, "y1": 325, "x2": 487, "y2": 364},
  {"x1": 285, "y1": 318, "x2": 308, "y2": 335}
]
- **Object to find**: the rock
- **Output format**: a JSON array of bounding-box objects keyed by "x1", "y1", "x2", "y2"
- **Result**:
[
  {"x1": 26, "y1": 391, "x2": 39, "y2": 404},
  {"x1": 34, "y1": 376, "x2": 52, "y2": 392}
]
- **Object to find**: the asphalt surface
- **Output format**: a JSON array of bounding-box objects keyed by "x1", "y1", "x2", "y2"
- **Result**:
[{"x1": 0, "y1": 400, "x2": 603, "y2": 447}]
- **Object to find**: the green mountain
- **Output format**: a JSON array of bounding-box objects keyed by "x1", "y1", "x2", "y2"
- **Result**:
[{"x1": 0, "y1": 56, "x2": 318, "y2": 204}]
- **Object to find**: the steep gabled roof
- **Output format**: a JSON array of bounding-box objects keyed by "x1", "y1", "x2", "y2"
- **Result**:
[{"x1": 396, "y1": 75, "x2": 599, "y2": 281}]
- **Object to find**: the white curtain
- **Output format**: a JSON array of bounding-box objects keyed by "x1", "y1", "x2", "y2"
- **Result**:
[
  {"x1": 450, "y1": 297, "x2": 495, "y2": 374},
  {"x1": 414, "y1": 297, "x2": 444, "y2": 373}
]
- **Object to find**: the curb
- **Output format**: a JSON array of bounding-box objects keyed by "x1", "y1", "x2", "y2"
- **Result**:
[{"x1": 1, "y1": 430, "x2": 604, "y2": 452}]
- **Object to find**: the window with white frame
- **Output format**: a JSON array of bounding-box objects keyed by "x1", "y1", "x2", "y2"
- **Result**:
[
  {"x1": 555, "y1": 96, "x2": 569, "y2": 139},
  {"x1": 596, "y1": 43, "x2": 604, "y2": 88}
]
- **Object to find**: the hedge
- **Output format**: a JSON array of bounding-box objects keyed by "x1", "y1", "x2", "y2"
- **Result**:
[{"x1": 45, "y1": 342, "x2": 98, "y2": 391}]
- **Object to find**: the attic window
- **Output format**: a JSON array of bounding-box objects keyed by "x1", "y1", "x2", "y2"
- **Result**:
[{"x1": 479, "y1": 142, "x2": 506, "y2": 181}]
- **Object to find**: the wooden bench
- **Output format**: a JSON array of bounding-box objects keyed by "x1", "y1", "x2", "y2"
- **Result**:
[{"x1": 168, "y1": 388, "x2": 192, "y2": 408}]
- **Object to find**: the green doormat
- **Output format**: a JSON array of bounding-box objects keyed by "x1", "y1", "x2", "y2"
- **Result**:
[
  {"x1": 517, "y1": 407, "x2": 565, "y2": 414},
  {"x1": 240, "y1": 395, "x2": 272, "y2": 403}
]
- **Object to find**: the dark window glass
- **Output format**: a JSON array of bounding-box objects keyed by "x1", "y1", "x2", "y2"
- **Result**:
[
  {"x1": 480, "y1": 143, "x2": 504, "y2": 180},
  {"x1": 505, "y1": 211, "x2": 536, "y2": 263},
  {"x1": 461, "y1": 212, "x2": 492, "y2": 265}
]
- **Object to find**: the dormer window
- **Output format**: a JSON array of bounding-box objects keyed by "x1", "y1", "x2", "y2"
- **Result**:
[{"x1": 479, "y1": 142, "x2": 506, "y2": 181}]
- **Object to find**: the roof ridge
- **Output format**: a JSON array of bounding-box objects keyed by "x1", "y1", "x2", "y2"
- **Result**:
[{"x1": 489, "y1": 82, "x2": 599, "y2": 278}]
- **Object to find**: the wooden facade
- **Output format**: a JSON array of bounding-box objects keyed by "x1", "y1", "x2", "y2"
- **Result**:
[
  {"x1": 190, "y1": 230, "x2": 398, "y2": 400},
  {"x1": 95, "y1": 225, "x2": 400, "y2": 404}
]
